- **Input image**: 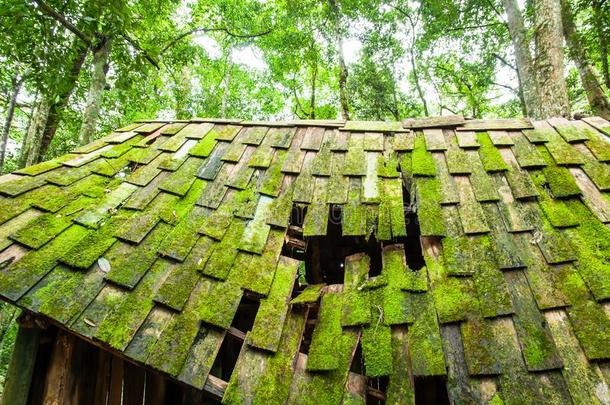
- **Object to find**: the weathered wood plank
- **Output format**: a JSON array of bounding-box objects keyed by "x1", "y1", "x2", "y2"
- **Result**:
[
  {"x1": 505, "y1": 270, "x2": 563, "y2": 371},
  {"x1": 222, "y1": 310, "x2": 306, "y2": 404},
  {"x1": 423, "y1": 128, "x2": 447, "y2": 150},
  {"x1": 2, "y1": 324, "x2": 40, "y2": 405},
  {"x1": 457, "y1": 118, "x2": 533, "y2": 131},
  {"x1": 455, "y1": 176, "x2": 489, "y2": 234},
  {"x1": 247, "y1": 256, "x2": 298, "y2": 351}
]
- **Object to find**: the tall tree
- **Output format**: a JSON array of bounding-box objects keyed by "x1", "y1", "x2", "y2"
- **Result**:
[
  {"x1": 78, "y1": 36, "x2": 111, "y2": 145},
  {"x1": 327, "y1": 0, "x2": 350, "y2": 120},
  {"x1": 0, "y1": 72, "x2": 28, "y2": 172},
  {"x1": 502, "y1": 0, "x2": 541, "y2": 117},
  {"x1": 533, "y1": 0, "x2": 571, "y2": 118},
  {"x1": 561, "y1": 0, "x2": 610, "y2": 118}
]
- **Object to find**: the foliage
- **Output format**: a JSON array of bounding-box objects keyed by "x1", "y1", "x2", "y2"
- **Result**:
[{"x1": 0, "y1": 0, "x2": 607, "y2": 173}]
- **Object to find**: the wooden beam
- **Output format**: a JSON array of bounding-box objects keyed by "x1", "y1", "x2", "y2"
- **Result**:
[{"x1": 1, "y1": 322, "x2": 40, "y2": 405}]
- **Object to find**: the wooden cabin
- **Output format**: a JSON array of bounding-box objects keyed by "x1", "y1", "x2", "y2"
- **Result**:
[{"x1": 0, "y1": 116, "x2": 610, "y2": 404}]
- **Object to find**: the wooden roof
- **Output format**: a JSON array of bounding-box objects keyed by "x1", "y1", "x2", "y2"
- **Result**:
[{"x1": 0, "y1": 115, "x2": 610, "y2": 402}]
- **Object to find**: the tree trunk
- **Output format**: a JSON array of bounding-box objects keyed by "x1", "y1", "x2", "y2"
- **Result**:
[
  {"x1": 20, "y1": 96, "x2": 50, "y2": 168},
  {"x1": 174, "y1": 66, "x2": 191, "y2": 120},
  {"x1": 221, "y1": 61, "x2": 232, "y2": 119},
  {"x1": 78, "y1": 37, "x2": 111, "y2": 146},
  {"x1": 533, "y1": 0, "x2": 571, "y2": 118},
  {"x1": 327, "y1": 0, "x2": 350, "y2": 120},
  {"x1": 502, "y1": 0, "x2": 542, "y2": 117},
  {"x1": 410, "y1": 47, "x2": 429, "y2": 116},
  {"x1": 309, "y1": 60, "x2": 318, "y2": 119},
  {"x1": 561, "y1": 0, "x2": 610, "y2": 119},
  {"x1": 37, "y1": 39, "x2": 88, "y2": 162},
  {"x1": 593, "y1": 0, "x2": 610, "y2": 90},
  {"x1": 0, "y1": 73, "x2": 26, "y2": 172}
]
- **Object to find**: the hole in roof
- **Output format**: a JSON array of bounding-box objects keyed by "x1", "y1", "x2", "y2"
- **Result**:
[
  {"x1": 298, "y1": 305, "x2": 319, "y2": 355},
  {"x1": 415, "y1": 376, "x2": 450, "y2": 405},
  {"x1": 210, "y1": 331, "x2": 243, "y2": 382},
  {"x1": 231, "y1": 294, "x2": 260, "y2": 333},
  {"x1": 350, "y1": 341, "x2": 364, "y2": 375},
  {"x1": 367, "y1": 376, "x2": 389, "y2": 404},
  {"x1": 396, "y1": 182, "x2": 425, "y2": 270}
]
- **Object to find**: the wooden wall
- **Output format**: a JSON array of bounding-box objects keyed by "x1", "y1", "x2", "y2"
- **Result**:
[{"x1": 4, "y1": 322, "x2": 220, "y2": 405}]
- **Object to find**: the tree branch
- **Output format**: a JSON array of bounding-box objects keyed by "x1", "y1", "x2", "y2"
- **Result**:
[
  {"x1": 445, "y1": 22, "x2": 504, "y2": 32},
  {"x1": 493, "y1": 53, "x2": 517, "y2": 71},
  {"x1": 120, "y1": 33, "x2": 160, "y2": 69},
  {"x1": 31, "y1": 0, "x2": 92, "y2": 46},
  {"x1": 160, "y1": 26, "x2": 273, "y2": 55}
]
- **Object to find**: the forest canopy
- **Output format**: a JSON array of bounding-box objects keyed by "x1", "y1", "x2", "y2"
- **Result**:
[{"x1": 0, "y1": 0, "x2": 609, "y2": 174}]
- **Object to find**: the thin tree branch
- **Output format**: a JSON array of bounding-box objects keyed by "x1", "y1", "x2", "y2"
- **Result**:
[
  {"x1": 492, "y1": 82, "x2": 519, "y2": 93},
  {"x1": 493, "y1": 53, "x2": 517, "y2": 71},
  {"x1": 31, "y1": 0, "x2": 92, "y2": 46},
  {"x1": 160, "y1": 26, "x2": 273, "y2": 55},
  {"x1": 119, "y1": 33, "x2": 160, "y2": 69},
  {"x1": 445, "y1": 22, "x2": 504, "y2": 31}
]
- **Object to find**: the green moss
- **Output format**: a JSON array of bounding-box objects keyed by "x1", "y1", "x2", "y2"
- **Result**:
[
  {"x1": 378, "y1": 152, "x2": 399, "y2": 178},
  {"x1": 506, "y1": 270, "x2": 561, "y2": 371},
  {"x1": 74, "y1": 182, "x2": 138, "y2": 229},
  {"x1": 158, "y1": 207, "x2": 207, "y2": 261},
  {"x1": 311, "y1": 145, "x2": 332, "y2": 176},
  {"x1": 259, "y1": 150, "x2": 288, "y2": 196},
  {"x1": 488, "y1": 393, "x2": 504, "y2": 405},
  {"x1": 585, "y1": 133, "x2": 610, "y2": 161},
  {"x1": 362, "y1": 324, "x2": 393, "y2": 376},
  {"x1": 96, "y1": 259, "x2": 170, "y2": 350},
  {"x1": 582, "y1": 156, "x2": 610, "y2": 191},
  {"x1": 195, "y1": 277, "x2": 242, "y2": 329},
  {"x1": 290, "y1": 284, "x2": 325, "y2": 304},
  {"x1": 60, "y1": 214, "x2": 124, "y2": 270},
  {"x1": 398, "y1": 152, "x2": 412, "y2": 180},
  {"x1": 536, "y1": 146, "x2": 581, "y2": 197},
  {"x1": 415, "y1": 177, "x2": 446, "y2": 236},
  {"x1": 341, "y1": 288, "x2": 371, "y2": 326},
  {"x1": 105, "y1": 222, "x2": 170, "y2": 288},
  {"x1": 552, "y1": 264, "x2": 610, "y2": 360},
  {"x1": 460, "y1": 316, "x2": 501, "y2": 375},
  {"x1": 393, "y1": 132, "x2": 414, "y2": 151},
  {"x1": 14, "y1": 158, "x2": 63, "y2": 176},
  {"x1": 564, "y1": 201, "x2": 610, "y2": 300},
  {"x1": 512, "y1": 134, "x2": 546, "y2": 167},
  {"x1": 544, "y1": 131, "x2": 585, "y2": 165},
  {"x1": 146, "y1": 305, "x2": 200, "y2": 376},
  {"x1": 411, "y1": 133, "x2": 436, "y2": 176},
  {"x1": 476, "y1": 132, "x2": 508, "y2": 172},
  {"x1": 239, "y1": 228, "x2": 285, "y2": 296},
  {"x1": 532, "y1": 176, "x2": 579, "y2": 227},
  {"x1": 523, "y1": 128, "x2": 551, "y2": 143},
  {"x1": 445, "y1": 139, "x2": 473, "y2": 174},
  {"x1": 39, "y1": 264, "x2": 106, "y2": 323},
  {"x1": 306, "y1": 292, "x2": 343, "y2": 371},
  {"x1": 470, "y1": 159, "x2": 500, "y2": 202},
  {"x1": 266, "y1": 185, "x2": 294, "y2": 228},
  {"x1": 470, "y1": 235, "x2": 513, "y2": 318},
  {"x1": 159, "y1": 178, "x2": 206, "y2": 224},
  {"x1": 10, "y1": 213, "x2": 71, "y2": 249},
  {"x1": 380, "y1": 287, "x2": 414, "y2": 325},
  {"x1": 407, "y1": 293, "x2": 446, "y2": 376},
  {"x1": 0, "y1": 174, "x2": 46, "y2": 197},
  {"x1": 247, "y1": 257, "x2": 297, "y2": 351},
  {"x1": 289, "y1": 326, "x2": 359, "y2": 404},
  {"x1": 155, "y1": 238, "x2": 214, "y2": 311},
  {"x1": 201, "y1": 221, "x2": 245, "y2": 280},
  {"x1": 343, "y1": 134, "x2": 366, "y2": 176},
  {"x1": 248, "y1": 145, "x2": 274, "y2": 168}
]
